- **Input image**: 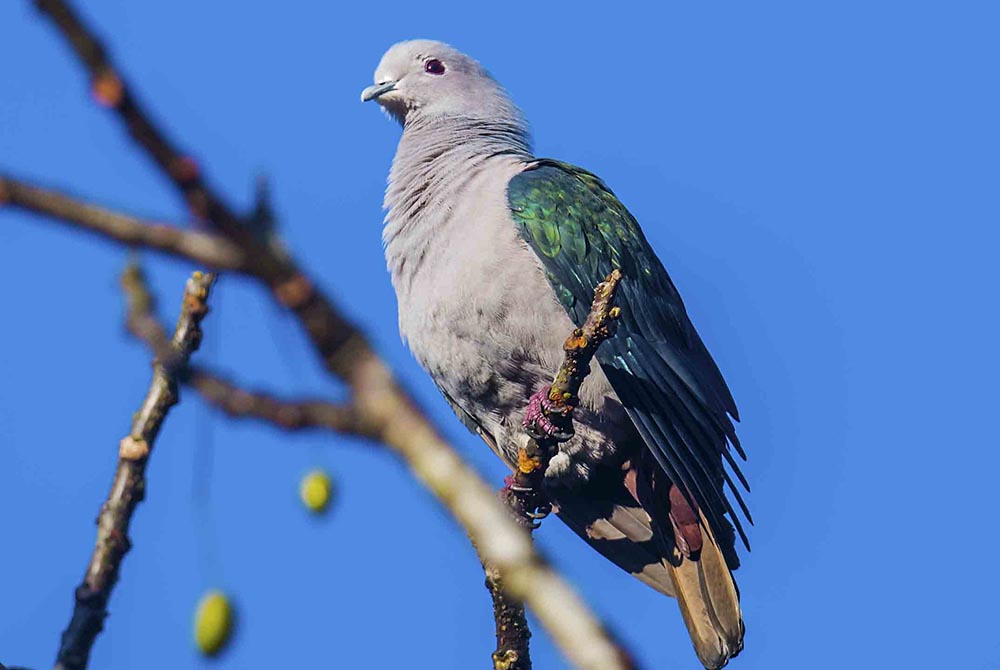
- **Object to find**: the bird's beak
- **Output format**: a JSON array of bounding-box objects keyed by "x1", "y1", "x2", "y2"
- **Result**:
[{"x1": 361, "y1": 80, "x2": 397, "y2": 102}]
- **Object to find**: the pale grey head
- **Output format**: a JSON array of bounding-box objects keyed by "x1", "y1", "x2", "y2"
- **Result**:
[{"x1": 361, "y1": 39, "x2": 524, "y2": 127}]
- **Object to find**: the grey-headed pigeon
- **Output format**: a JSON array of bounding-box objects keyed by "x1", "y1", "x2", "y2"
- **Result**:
[{"x1": 363, "y1": 40, "x2": 750, "y2": 669}]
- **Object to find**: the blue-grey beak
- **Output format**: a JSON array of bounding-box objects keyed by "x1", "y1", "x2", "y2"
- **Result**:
[{"x1": 361, "y1": 80, "x2": 397, "y2": 102}]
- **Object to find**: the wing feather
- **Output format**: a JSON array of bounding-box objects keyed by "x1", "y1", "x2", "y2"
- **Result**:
[{"x1": 508, "y1": 160, "x2": 750, "y2": 550}]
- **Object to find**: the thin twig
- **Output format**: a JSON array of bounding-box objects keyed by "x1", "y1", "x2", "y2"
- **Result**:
[
  {"x1": 55, "y1": 271, "x2": 215, "y2": 670},
  {"x1": 188, "y1": 370, "x2": 369, "y2": 434},
  {"x1": 0, "y1": 176, "x2": 246, "y2": 271},
  {"x1": 121, "y1": 263, "x2": 370, "y2": 436},
  {"x1": 482, "y1": 509, "x2": 535, "y2": 670},
  {"x1": 514, "y1": 268, "x2": 625, "y2": 504},
  {"x1": 485, "y1": 269, "x2": 625, "y2": 670}
]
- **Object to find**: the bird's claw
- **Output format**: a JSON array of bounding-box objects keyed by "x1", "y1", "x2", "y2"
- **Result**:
[
  {"x1": 526, "y1": 504, "x2": 552, "y2": 520},
  {"x1": 523, "y1": 385, "x2": 575, "y2": 442},
  {"x1": 502, "y1": 475, "x2": 552, "y2": 528}
]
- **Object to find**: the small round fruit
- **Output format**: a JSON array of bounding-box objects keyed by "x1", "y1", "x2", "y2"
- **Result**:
[
  {"x1": 300, "y1": 468, "x2": 334, "y2": 513},
  {"x1": 194, "y1": 590, "x2": 233, "y2": 656}
]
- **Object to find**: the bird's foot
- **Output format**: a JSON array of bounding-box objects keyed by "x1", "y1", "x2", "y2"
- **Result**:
[
  {"x1": 522, "y1": 385, "x2": 574, "y2": 442},
  {"x1": 502, "y1": 475, "x2": 552, "y2": 529}
]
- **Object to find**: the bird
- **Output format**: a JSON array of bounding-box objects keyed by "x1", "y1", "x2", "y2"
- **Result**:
[{"x1": 362, "y1": 40, "x2": 750, "y2": 669}]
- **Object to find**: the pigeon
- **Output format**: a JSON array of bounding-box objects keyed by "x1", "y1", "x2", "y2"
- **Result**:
[{"x1": 363, "y1": 40, "x2": 750, "y2": 669}]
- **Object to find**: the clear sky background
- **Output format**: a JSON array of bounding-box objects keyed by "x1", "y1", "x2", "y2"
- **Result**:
[{"x1": 2, "y1": 2, "x2": 998, "y2": 669}]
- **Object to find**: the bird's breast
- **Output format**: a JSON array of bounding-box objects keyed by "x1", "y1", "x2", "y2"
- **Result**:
[{"x1": 383, "y1": 157, "x2": 626, "y2": 481}]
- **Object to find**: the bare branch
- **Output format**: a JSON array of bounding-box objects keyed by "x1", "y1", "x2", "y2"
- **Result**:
[
  {"x1": 518, "y1": 268, "x2": 624, "y2": 486},
  {"x1": 32, "y1": 0, "x2": 248, "y2": 242},
  {"x1": 485, "y1": 269, "x2": 626, "y2": 670},
  {"x1": 55, "y1": 271, "x2": 215, "y2": 670},
  {"x1": 186, "y1": 370, "x2": 367, "y2": 434},
  {"x1": 0, "y1": 177, "x2": 247, "y2": 271},
  {"x1": 32, "y1": 0, "x2": 366, "y2": 382},
  {"x1": 121, "y1": 263, "x2": 371, "y2": 436},
  {"x1": 120, "y1": 262, "x2": 172, "y2": 351},
  {"x1": 483, "y1": 518, "x2": 535, "y2": 670}
]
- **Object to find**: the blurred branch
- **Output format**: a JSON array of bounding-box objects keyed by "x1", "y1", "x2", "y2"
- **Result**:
[
  {"x1": 55, "y1": 271, "x2": 215, "y2": 670},
  {"x1": 122, "y1": 263, "x2": 370, "y2": 436},
  {"x1": 32, "y1": 0, "x2": 365, "y2": 382},
  {"x1": 32, "y1": 0, "x2": 250, "y2": 243},
  {"x1": 20, "y1": 3, "x2": 637, "y2": 669},
  {"x1": 0, "y1": 176, "x2": 247, "y2": 271}
]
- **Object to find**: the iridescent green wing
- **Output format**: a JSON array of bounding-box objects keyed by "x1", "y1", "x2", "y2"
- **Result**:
[{"x1": 508, "y1": 160, "x2": 751, "y2": 548}]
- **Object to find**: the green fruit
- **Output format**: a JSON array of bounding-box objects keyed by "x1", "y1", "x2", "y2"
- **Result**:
[
  {"x1": 300, "y1": 468, "x2": 334, "y2": 513},
  {"x1": 194, "y1": 590, "x2": 233, "y2": 656}
]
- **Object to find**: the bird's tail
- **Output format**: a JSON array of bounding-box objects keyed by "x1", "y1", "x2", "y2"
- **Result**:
[
  {"x1": 551, "y1": 458, "x2": 744, "y2": 669},
  {"x1": 666, "y1": 512, "x2": 744, "y2": 670},
  {"x1": 631, "y1": 456, "x2": 744, "y2": 669}
]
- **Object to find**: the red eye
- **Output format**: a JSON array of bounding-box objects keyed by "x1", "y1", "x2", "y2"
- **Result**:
[{"x1": 424, "y1": 59, "x2": 446, "y2": 75}]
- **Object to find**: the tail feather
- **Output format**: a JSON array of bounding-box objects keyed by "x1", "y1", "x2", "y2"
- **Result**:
[
  {"x1": 550, "y1": 457, "x2": 744, "y2": 670},
  {"x1": 633, "y1": 455, "x2": 744, "y2": 669},
  {"x1": 667, "y1": 514, "x2": 744, "y2": 669}
]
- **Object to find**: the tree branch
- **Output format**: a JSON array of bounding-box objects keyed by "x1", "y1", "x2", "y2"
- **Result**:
[
  {"x1": 514, "y1": 268, "x2": 624, "y2": 500},
  {"x1": 485, "y1": 269, "x2": 625, "y2": 670},
  {"x1": 55, "y1": 271, "x2": 215, "y2": 670},
  {"x1": 189, "y1": 370, "x2": 369, "y2": 434},
  {"x1": 0, "y1": 176, "x2": 247, "y2": 271},
  {"x1": 32, "y1": 0, "x2": 250, "y2": 244},
  {"x1": 33, "y1": 0, "x2": 366, "y2": 382},
  {"x1": 121, "y1": 263, "x2": 371, "y2": 437}
]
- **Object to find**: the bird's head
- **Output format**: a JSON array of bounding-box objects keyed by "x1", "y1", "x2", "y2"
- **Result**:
[{"x1": 361, "y1": 40, "x2": 520, "y2": 126}]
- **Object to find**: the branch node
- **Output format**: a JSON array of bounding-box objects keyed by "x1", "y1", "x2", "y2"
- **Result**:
[
  {"x1": 169, "y1": 156, "x2": 200, "y2": 184},
  {"x1": 273, "y1": 273, "x2": 314, "y2": 310},
  {"x1": 117, "y1": 436, "x2": 149, "y2": 461},
  {"x1": 492, "y1": 649, "x2": 521, "y2": 670},
  {"x1": 90, "y1": 68, "x2": 122, "y2": 108}
]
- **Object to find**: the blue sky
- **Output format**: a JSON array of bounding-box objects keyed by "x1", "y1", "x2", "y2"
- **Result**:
[{"x1": 1, "y1": 1, "x2": 998, "y2": 668}]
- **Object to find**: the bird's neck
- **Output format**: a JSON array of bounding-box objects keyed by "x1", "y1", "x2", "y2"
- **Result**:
[
  {"x1": 387, "y1": 114, "x2": 532, "y2": 206},
  {"x1": 382, "y1": 114, "x2": 532, "y2": 292}
]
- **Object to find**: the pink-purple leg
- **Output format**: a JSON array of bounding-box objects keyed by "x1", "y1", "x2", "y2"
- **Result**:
[{"x1": 522, "y1": 385, "x2": 574, "y2": 442}]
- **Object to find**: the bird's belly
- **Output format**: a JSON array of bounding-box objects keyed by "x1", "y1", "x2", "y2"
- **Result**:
[{"x1": 396, "y1": 231, "x2": 630, "y2": 482}]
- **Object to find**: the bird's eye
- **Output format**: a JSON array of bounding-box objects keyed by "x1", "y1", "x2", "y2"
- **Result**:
[{"x1": 424, "y1": 59, "x2": 446, "y2": 75}]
